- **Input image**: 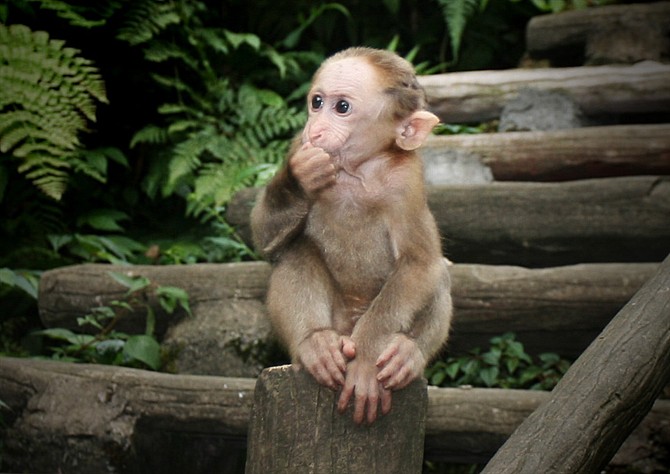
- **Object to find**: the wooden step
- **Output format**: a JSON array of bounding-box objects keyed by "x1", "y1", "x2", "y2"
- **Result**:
[
  {"x1": 228, "y1": 176, "x2": 670, "y2": 266},
  {"x1": 1, "y1": 357, "x2": 667, "y2": 468},
  {"x1": 421, "y1": 124, "x2": 670, "y2": 183},
  {"x1": 39, "y1": 261, "x2": 656, "y2": 359},
  {"x1": 417, "y1": 61, "x2": 670, "y2": 123},
  {"x1": 526, "y1": 2, "x2": 670, "y2": 65}
]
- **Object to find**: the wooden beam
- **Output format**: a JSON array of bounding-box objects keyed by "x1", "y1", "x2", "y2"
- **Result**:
[
  {"x1": 228, "y1": 176, "x2": 670, "y2": 266},
  {"x1": 428, "y1": 176, "x2": 670, "y2": 266},
  {"x1": 526, "y1": 2, "x2": 670, "y2": 65},
  {"x1": 38, "y1": 262, "x2": 656, "y2": 359},
  {"x1": 418, "y1": 62, "x2": 670, "y2": 123},
  {"x1": 1, "y1": 358, "x2": 667, "y2": 469},
  {"x1": 480, "y1": 254, "x2": 670, "y2": 473},
  {"x1": 422, "y1": 124, "x2": 670, "y2": 182}
]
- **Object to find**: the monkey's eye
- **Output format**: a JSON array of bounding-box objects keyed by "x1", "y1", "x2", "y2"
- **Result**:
[
  {"x1": 335, "y1": 100, "x2": 351, "y2": 114},
  {"x1": 311, "y1": 95, "x2": 324, "y2": 110}
]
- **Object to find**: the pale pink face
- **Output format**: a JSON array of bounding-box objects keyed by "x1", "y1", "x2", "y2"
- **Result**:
[{"x1": 303, "y1": 57, "x2": 396, "y2": 162}]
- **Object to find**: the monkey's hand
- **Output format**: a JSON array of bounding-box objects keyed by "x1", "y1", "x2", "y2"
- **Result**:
[
  {"x1": 289, "y1": 142, "x2": 337, "y2": 199},
  {"x1": 296, "y1": 329, "x2": 354, "y2": 390},
  {"x1": 376, "y1": 334, "x2": 426, "y2": 390},
  {"x1": 338, "y1": 358, "x2": 392, "y2": 424}
]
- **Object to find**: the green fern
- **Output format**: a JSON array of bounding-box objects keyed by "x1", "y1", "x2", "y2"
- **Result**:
[
  {"x1": 0, "y1": 24, "x2": 108, "y2": 200},
  {"x1": 124, "y1": 0, "x2": 307, "y2": 218},
  {"x1": 116, "y1": 0, "x2": 181, "y2": 46},
  {"x1": 436, "y1": 0, "x2": 484, "y2": 62}
]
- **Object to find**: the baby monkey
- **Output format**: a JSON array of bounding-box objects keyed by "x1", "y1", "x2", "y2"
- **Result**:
[{"x1": 251, "y1": 47, "x2": 452, "y2": 424}]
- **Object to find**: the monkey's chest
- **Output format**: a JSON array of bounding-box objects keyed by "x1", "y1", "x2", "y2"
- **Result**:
[{"x1": 305, "y1": 201, "x2": 396, "y2": 299}]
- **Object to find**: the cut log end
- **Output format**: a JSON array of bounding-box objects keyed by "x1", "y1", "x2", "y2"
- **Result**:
[{"x1": 245, "y1": 365, "x2": 427, "y2": 474}]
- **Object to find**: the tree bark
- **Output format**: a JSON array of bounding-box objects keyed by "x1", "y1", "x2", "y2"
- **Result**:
[
  {"x1": 417, "y1": 61, "x2": 670, "y2": 123},
  {"x1": 481, "y1": 253, "x2": 670, "y2": 474},
  {"x1": 422, "y1": 124, "x2": 670, "y2": 183},
  {"x1": 245, "y1": 365, "x2": 427, "y2": 474},
  {"x1": 38, "y1": 262, "x2": 655, "y2": 359},
  {"x1": 228, "y1": 176, "x2": 670, "y2": 266}
]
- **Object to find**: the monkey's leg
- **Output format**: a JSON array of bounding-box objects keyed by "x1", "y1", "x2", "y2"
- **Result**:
[{"x1": 266, "y1": 240, "x2": 349, "y2": 389}]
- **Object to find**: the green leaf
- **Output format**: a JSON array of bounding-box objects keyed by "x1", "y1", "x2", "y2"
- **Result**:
[
  {"x1": 0, "y1": 268, "x2": 39, "y2": 299},
  {"x1": 34, "y1": 328, "x2": 94, "y2": 346},
  {"x1": 223, "y1": 30, "x2": 261, "y2": 50},
  {"x1": 445, "y1": 362, "x2": 461, "y2": 380},
  {"x1": 77, "y1": 209, "x2": 129, "y2": 231},
  {"x1": 108, "y1": 271, "x2": 150, "y2": 294},
  {"x1": 431, "y1": 371, "x2": 446, "y2": 386},
  {"x1": 123, "y1": 335, "x2": 161, "y2": 370},
  {"x1": 479, "y1": 367, "x2": 499, "y2": 387},
  {"x1": 481, "y1": 348, "x2": 501, "y2": 366},
  {"x1": 156, "y1": 286, "x2": 191, "y2": 316}
]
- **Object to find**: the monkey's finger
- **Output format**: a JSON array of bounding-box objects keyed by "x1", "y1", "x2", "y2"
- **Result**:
[
  {"x1": 354, "y1": 390, "x2": 369, "y2": 425},
  {"x1": 384, "y1": 363, "x2": 413, "y2": 390},
  {"x1": 341, "y1": 337, "x2": 356, "y2": 359},
  {"x1": 365, "y1": 382, "x2": 381, "y2": 424},
  {"x1": 338, "y1": 383, "x2": 354, "y2": 414},
  {"x1": 375, "y1": 343, "x2": 399, "y2": 368},
  {"x1": 329, "y1": 348, "x2": 347, "y2": 375}
]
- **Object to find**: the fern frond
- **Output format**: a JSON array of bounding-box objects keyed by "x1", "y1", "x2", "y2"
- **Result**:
[
  {"x1": 116, "y1": 0, "x2": 181, "y2": 46},
  {"x1": 130, "y1": 125, "x2": 169, "y2": 148},
  {"x1": 164, "y1": 132, "x2": 212, "y2": 193},
  {"x1": 0, "y1": 24, "x2": 107, "y2": 199},
  {"x1": 437, "y1": 0, "x2": 482, "y2": 61},
  {"x1": 27, "y1": 0, "x2": 121, "y2": 28}
]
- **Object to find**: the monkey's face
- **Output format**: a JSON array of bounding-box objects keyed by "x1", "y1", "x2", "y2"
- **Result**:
[{"x1": 304, "y1": 57, "x2": 396, "y2": 162}]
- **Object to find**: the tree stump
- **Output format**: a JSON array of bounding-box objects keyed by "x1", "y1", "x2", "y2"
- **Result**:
[{"x1": 245, "y1": 365, "x2": 427, "y2": 474}]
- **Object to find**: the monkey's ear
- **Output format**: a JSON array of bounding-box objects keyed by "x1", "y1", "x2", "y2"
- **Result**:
[{"x1": 395, "y1": 111, "x2": 440, "y2": 151}]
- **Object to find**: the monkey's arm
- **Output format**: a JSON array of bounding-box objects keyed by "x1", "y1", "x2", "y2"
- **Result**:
[
  {"x1": 351, "y1": 212, "x2": 448, "y2": 357},
  {"x1": 251, "y1": 139, "x2": 336, "y2": 259},
  {"x1": 250, "y1": 165, "x2": 310, "y2": 260}
]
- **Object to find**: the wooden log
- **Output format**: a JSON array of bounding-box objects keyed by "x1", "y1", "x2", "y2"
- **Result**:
[
  {"x1": 1, "y1": 357, "x2": 667, "y2": 470},
  {"x1": 422, "y1": 124, "x2": 670, "y2": 183},
  {"x1": 448, "y1": 262, "x2": 655, "y2": 358},
  {"x1": 0, "y1": 357, "x2": 256, "y2": 473},
  {"x1": 426, "y1": 176, "x2": 670, "y2": 266},
  {"x1": 38, "y1": 262, "x2": 655, "y2": 359},
  {"x1": 38, "y1": 261, "x2": 271, "y2": 336},
  {"x1": 526, "y1": 2, "x2": 670, "y2": 65},
  {"x1": 480, "y1": 253, "x2": 670, "y2": 474},
  {"x1": 417, "y1": 61, "x2": 670, "y2": 123},
  {"x1": 227, "y1": 176, "x2": 670, "y2": 266},
  {"x1": 245, "y1": 365, "x2": 427, "y2": 473}
]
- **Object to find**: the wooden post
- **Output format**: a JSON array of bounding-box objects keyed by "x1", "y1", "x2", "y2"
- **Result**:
[
  {"x1": 245, "y1": 365, "x2": 427, "y2": 474},
  {"x1": 480, "y1": 254, "x2": 670, "y2": 474}
]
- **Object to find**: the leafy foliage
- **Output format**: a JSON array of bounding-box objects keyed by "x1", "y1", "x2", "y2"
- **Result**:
[
  {"x1": 0, "y1": 23, "x2": 111, "y2": 199},
  {"x1": 121, "y1": 0, "x2": 309, "y2": 218},
  {"x1": 426, "y1": 333, "x2": 572, "y2": 390},
  {"x1": 34, "y1": 271, "x2": 191, "y2": 370}
]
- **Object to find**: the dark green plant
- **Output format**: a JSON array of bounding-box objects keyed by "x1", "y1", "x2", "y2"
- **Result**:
[
  {"x1": 121, "y1": 0, "x2": 313, "y2": 218},
  {"x1": 426, "y1": 332, "x2": 572, "y2": 390},
  {"x1": 34, "y1": 271, "x2": 191, "y2": 370},
  {"x1": 0, "y1": 23, "x2": 121, "y2": 200}
]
